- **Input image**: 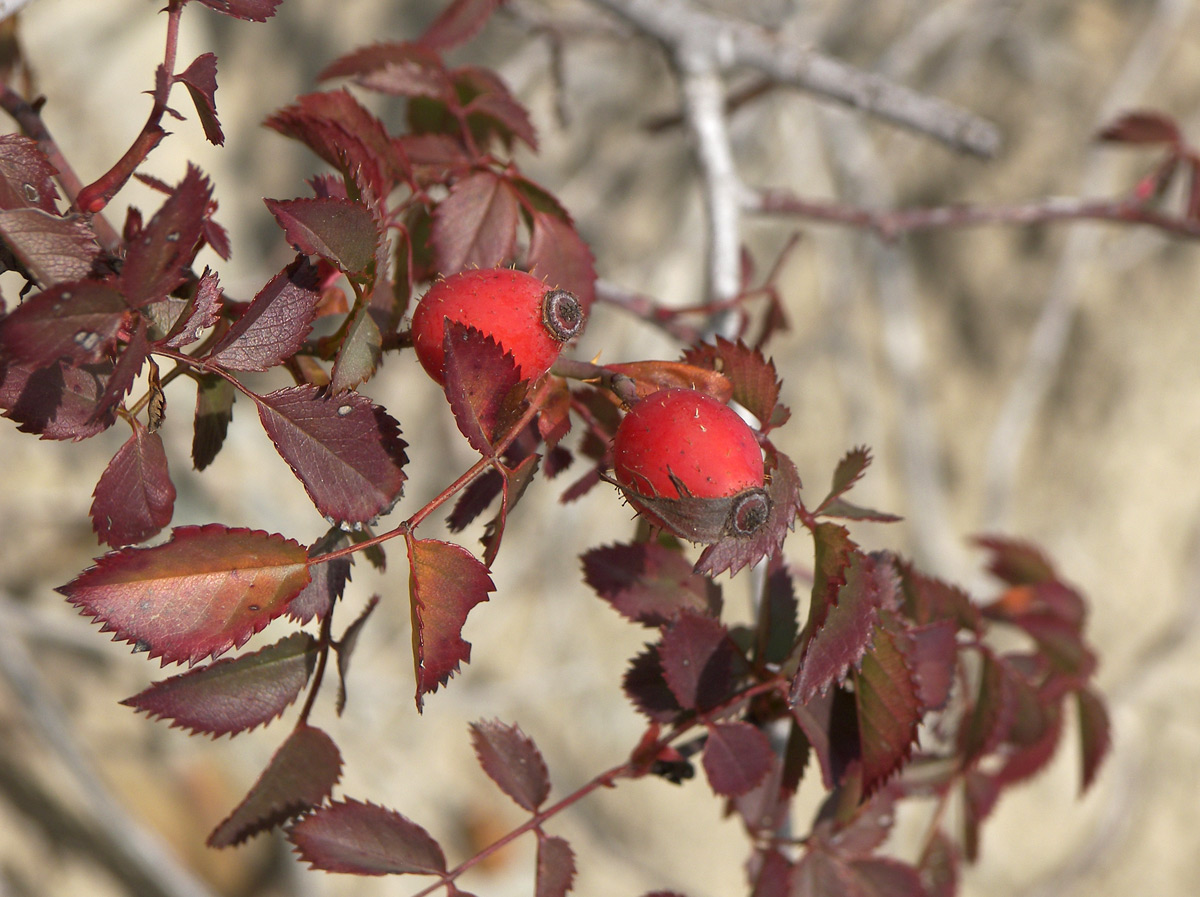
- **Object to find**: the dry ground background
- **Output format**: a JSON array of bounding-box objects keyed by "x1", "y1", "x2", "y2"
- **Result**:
[{"x1": 2, "y1": 0, "x2": 1200, "y2": 895}]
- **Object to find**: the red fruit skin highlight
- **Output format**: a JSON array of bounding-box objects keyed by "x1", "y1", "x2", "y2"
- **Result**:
[{"x1": 411, "y1": 268, "x2": 582, "y2": 385}]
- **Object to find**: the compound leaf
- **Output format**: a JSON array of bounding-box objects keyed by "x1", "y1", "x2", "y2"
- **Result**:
[
  {"x1": 289, "y1": 798, "x2": 446, "y2": 875},
  {"x1": 469, "y1": 719, "x2": 550, "y2": 812},
  {"x1": 59, "y1": 525, "x2": 311, "y2": 666}
]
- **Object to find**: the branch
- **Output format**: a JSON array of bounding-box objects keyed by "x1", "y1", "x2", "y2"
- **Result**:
[{"x1": 585, "y1": 0, "x2": 1000, "y2": 157}]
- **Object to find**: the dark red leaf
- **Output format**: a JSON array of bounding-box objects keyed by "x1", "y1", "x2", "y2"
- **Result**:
[
  {"x1": 0, "y1": 359, "x2": 116, "y2": 440},
  {"x1": 853, "y1": 619, "x2": 922, "y2": 794},
  {"x1": 455, "y1": 66, "x2": 538, "y2": 150},
  {"x1": 659, "y1": 610, "x2": 737, "y2": 711},
  {"x1": 122, "y1": 631, "x2": 319, "y2": 737},
  {"x1": 536, "y1": 834, "x2": 576, "y2": 897},
  {"x1": 826, "y1": 785, "x2": 900, "y2": 857},
  {"x1": 702, "y1": 721, "x2": 774, "y2": 797},
  {"x1": 526, "y1": 210, "x2": 596, "y2": 313},
  {"x1": 681, "y1": 338, "x2": 787, "y2": 429},
  {"x1": 0, "y1": 134, "x2": 62, "y2": 213},
  {"x1": 756, "y1": 563, "x2": 798, "y2": 665},
  {"x1": 481, "y1": 452, "x2": 540, "y2": 567},
  {"x1": 90, "y1": 317, "x2": 149, "y2": 421},
  {"x1": 265, "y1": 197, "x2": 381, "y2": 277},
  {"x1": 1096, "y1": 109, "x2": 1181, "y2": 145},
  {"x1": 432, "y1": 170, "x2": 520, "y2": 274},
  {"x1": 470, "y1": 719, "x2": 551, "y2": 812},
  {"x1": 255, "y1": 384, "x2": 408, "y2": 525},
  {"x1": 329, "y1": 297, "x2": 384, "y2": 393},
  {"x1": 0, "y1": 280, "x2": 127, "y2": 368},
  {"x1": 176, "y1": 52, "x2": 224, "y2": 145},
  {"x1": 581, "y1": 542, "x2": 721, "y2": 627},
  {"x1": 792, "y1": 550, "x2": 888, "y2": 705},
  {"x1": 1076, "y1": 687, "x2": 1110, "y2": 793},
  {"x1": 418, "y1": 0, "x2": 503, "y2": 50},
  {"x1": 208, "y1": 256, "x2": 321, "y2": 371},
  {"x1": 90, "y1": 420, "x2": 176, "y2": 547},
  {"x1": 751, "y1": 849, "x2": 793, "y2": 897},
  {"x1": 818, "y1": 447, "x2": 872, "y2": 511},
  {"x1": 847, "y1": 858, "x2": 926, "y2": 897},
  {"x1": 408, "y1": 538, "x2": 494, "y2": 709},
  {"x1": 798, "y1": 523, "x2": 856, "y2": 649},
  {"x1": 906, "y1": 621, "x2": 957, "y2": 712},
  {"x1": 196, "y1": 0, "x2": 281, "y2": 22},
  {"x1": 289, "y1": 799, "x2": 446, "y2": 875},
  {"x1": 958, "y1": 651, "x2": 1017, "y2": 767},
  {"x1": 209, "y1": 724, "x2": 340, "y2": 846},
  {"x1": 815, "y1": 497, "x2": 903, "y2": 523},
  {"x1": 973, "y1": 535, "x2": 1056, "y2": 585},
  {"x1": 58, "y1": 525, "x2": 311, "y2": 666},
  {"x1": 623, "y1": 645, "x2": 683, "y2": 722},
  {"x1": 165, "y1": 266, "x2": 223, "y2": 348},
  {"x1": 120, "y1": 165, "x2": 210, "y2": 308},
  {"x1": 290, "y1": 529, "x2": 352, "y2": 624},
  {"x1": 0, "y1": 208, "x2": 98, "y2": 286},
  {"x1": 335, "y1": 595, "x2": 379, "y2": 715},
  {"x1": 319, "y1": 42, "x2": 449, "y2": 99},
  {"x1": 442, "y1": 321, "x2": 527, "y2": 455},
  {"x1": 895, "y1": 559, "x2": 980, "y2": 632},
  {"x1": 191, "y1": 373, "x2": 234, "y2": 470}
]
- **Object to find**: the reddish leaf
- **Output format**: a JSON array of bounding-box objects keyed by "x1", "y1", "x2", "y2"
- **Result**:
[
  {"x1": 816, "y1": 497, "x2": 902, "y2": 523},
  {"x1": 895, "y1": 560, "x2": 980, "y2": 632},
  {"x1": 432, "y1": 170, "x2": 520, "y2": 274},
  {"x1": 853, "y1": 620, "x2": 922, "y2": 794},
  {"x1": 818, "y1": 447, "x2": 872, "y2": 511},
  {"x1": 319, "y1": 41, "x2": 449, "y2": 99},
  {"x1": 1096, "y1": 109, "x2": 1181, "y2": 145},
  {"x1": 847, "y1": 858, "x2": 926, "y2": 897},
  {"x1": 209, "y1": 724, "x2": 340, "y2": 847},
  {"x1": 91, "y1": 317, "x2": 149, "y2": 421},
  {"x1": 329, "y1": 297, "x2": 383, "y2": 393},
  {"x1": 958, "y1": 650, "x2": 1017, "y2": 766},
  {"x1": 176, "y1": 52, "x2": 224, "y2": 145},
  {"x1": 0, "y1": 359, "x2": 116, "y2": 440},
  {"x1": 798, "y1": 523, "x2": 856, "y2": 648},
  {"x1": 196, "y1": 0, "x2": 281, "y2": 22},
  {"x1": 526, "y1": 210, "x2": 596, "y2": 312},
  {"x1": 974, "y1": 535, "x2": 1056, "y2": 585},
  {"x1": 581, "y1": 542, "x2": 721, "y2": 627},
  {"x1": 208, "y1": 256, "x2": 321, "y2": 371},
  {"x1": 481, "y1": 452, "x2": 540, "y2": 567},
  {"x1": 408, "y1": 538, "x2": 494, "y2": 709},
  {"x1": 0, "y1": 134, "x2": 62, "y2": 214},
  {"x1": 90, "y1": 420, "x2": 176, "y2": 547},
  {"x1": 918, "y1": 831, "x2": 959, "y2": 897},
  {"x1": 751, "y1": 849, "x2": 794, "y2": 897},
  {"x1": 256, "y1": 384, "x2": 408, "y2": 525},
  {"x1": 0, "y1": 281, "x2": 127, "y2": 368},
  {"x1": 335, "y1": 595, "x2": 379, "y2": 715},
  {"x1": 1076, "y1": 687, "x2": 1110, "y2": 793},
  {"x1": 702, "y1": 721, "x2": 774, "y2": 797},
  {"x1": 535, "y1": 834, "x2": 576, "y2": 897},
  {"x1": 622, "y1": 645, "x2": 683, "y2": 723},
  {"x1": 791, "y1": 551, "x2": 888, "y2": 706},
  {"x1": 659, "y1": 610, "x2": 736, "y2": 711},
  {"x1": 682, "y1": 338, "x2": 787, "y2": 428},
  {"x1": 165, "y1": 266, "x2": 223, "y2": 348},
  {"x1": 122, "y1": 631, "x2": 319, "y2": 737},
  {"x1": 120, "y1": 165, "x2": 210, "y2": 308},
  {"x1": 418, "y1": 0, "x2": 504, "y2": 50},
  {"x1": 442, "y1": 321, "x2": 527, "y2": 455},
  {"x1": 191, "y1": 373, "x2": 235, "y2": 470},
  {"x1": 265, "y1": 197, "x2": 381, "y2": 277},
  {"x1": 58, "y1": 525, "x2": 311, "y2": 666},
  {"x1": 289, "y1": 799, "x2": 446, "y2": 875},
  {"x1": 470, "y1": 719, "x2": 551, "y2": 812},
  {"x1": 0, "y1": 208, "x2": 98, "y2": 286},
  {"x1": 906, "y1": 621, "x2": 957, "y2": 712},
  {"x1": 455, "y1": 66, "x2": 538, "y2": 150},
  {"x1": 290, "y1": 529, "x2": 352, "y2": 624}
]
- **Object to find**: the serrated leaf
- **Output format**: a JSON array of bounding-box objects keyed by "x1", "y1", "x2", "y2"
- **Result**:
[
  {"x1": 853, "y1": 620, "x2": 922, "y2": 794},
  {"x1": 408, "y1": 538, "x2": 494, "y2": 710},
  {"x1": 526, "y1": 209, "x2": 596, "y2": 312},
  {"x1": 582, "y1": 542, "x2": 720, "y2": 627},
  {"x1": 681, "y1": 338, "x2": 785, "y2": 428},
  {"x1": 755, "y1": 563, "x2": 798, "y2": 666},
  {"x1": 791, "y1": 551, "x2": 889, "y2": 705},
  {"x1": 256, "y1": 384, "x2": 408, "y2": 525},
  {"x1": 623, "y1": 644, "x2": 683, "y2": 722},
  {"x1": 90, "y1": 420, "x2": 176, "y2": 547},
  {"x1": 0, "y1": 207, "x2": 98, "y2": 286},
  {"x1": 120, "y1": 165, "x2": 210, "y2": 308},
  {"x1": 1076, "y1": 687, "x2": 1110, "y2": 793},
  {"x1": 818, "y1": 447, "x2": 872, "y2": 512},
  {"x1": 418, "y1": 0, "x2": 504, "y2": 50},
  {"x1": 90, "y1": 317, "x2": 148, "y2": 421},
  {"x1": 191, "y1": 373, "x2": 235, "y2": 470},
  {"x1": 289, "y1": 799, "x2": 446, "y2": 875},
  {"x1": 535, "y1": 834, "x2": 576, "y2": 897},
  {"x1": 176, "y1": 52, "x2": 224, "y2": 145},
  {"x1": 329, "y1": 297, "x2": 383, "y2": 393},
  {"x1": 432, "y1": 170, "x2": 520, "y2": 274},
  {"x1": 895, "y1": 559, "x2": 980, "y2": 632},
  {"x1": 197, "y1": 0, "x2": 281, "y2": 22},
  {"x1": 456, "y1": 66, "x2": 538, "y2": 151},
  {"x1": 0, "y1": 134, "x2": 62, "y2": 214},
  {"x1": 335, "y1": 595, "x2": 379, "y2": 715},
  {"x1": 0, "y1": 280, "x2": 127, "y2": 368},
  {"x1": 443, "y1": 321, "x2": 527, "y2": 455},
  {"x1": 59, "y1": 525, "x2": 311, "y2": 666},
  {"x1": 209, "y1": 724, "x2": 340, "y2": 847},
  {"x1": 165, "y1": 266, "x2": 223, "y2": 348},
  {"x1": 817, "y1": 497, "x2": 902, "y2": 523},
  {"x1": 0, "y1": 359, "x2": 117, "y2": 440},
  {"x1": 702, "y1": 721, "x2": 774, "y2": 797},
  {"x1": 208, "y1": 256, "x2": 321, "y2": 371},
  {"x1": 289, "y1": 532, "x2": 351, "y2": 625},
  {"x1": 470, "y1": 719, "x2": 551, "y2": 812},
  {"x1": 319, "y1": 41, "x2": 449, "y2": 99},
  {"x1": 659, "y1": 611, "x2": 737, "y2": 711},
  {"x1": 265, "y1": 197, "x2": 381, "y2": 277},
  {"x1": 122, "y1": 631, "x2": 319, "y2": 737},
  {"x1": 799, "y1": 523, "x2": 856, "y2": 648}
]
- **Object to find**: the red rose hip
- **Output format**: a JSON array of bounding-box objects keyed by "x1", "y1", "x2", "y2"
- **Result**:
[
  {"x1": 411, "y1": 268, "x2": 584, "y2": 385},
  {"x1": 612, "y1": 388, "x2": 770, "y2": 542}
]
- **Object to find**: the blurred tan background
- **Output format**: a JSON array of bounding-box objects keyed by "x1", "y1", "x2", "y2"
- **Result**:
[{"x1": 3, "y1": 1, "x2": 1200, "y2": 895}]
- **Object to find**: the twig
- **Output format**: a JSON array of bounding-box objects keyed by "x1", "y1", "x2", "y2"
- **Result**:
[{"x1": 585, "y1": 0, "x2": 1000, "y2": 157}]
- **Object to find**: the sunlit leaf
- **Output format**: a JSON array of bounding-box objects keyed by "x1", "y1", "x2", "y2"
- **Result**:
[
  {"x1": 265, "y1": 197, "x2": 381, "y2": 277},
  {"x1": 329, "y1": 298, "x2": 383, "y2": 393},
  {"x1": 175, "y1": 52, "x2": 224, "y2": 145},
  {"x1": 442, "y1": 321, "x2": 525, "y2": 455},
  {"x1": 90, "y1": 420, "x2": 176, "y2": 547},
  {"x1": 432, "y1": 170, "x2": 520, "y2": 274},
  {"x1": 418, "y1": 0, "x2": 504, "y2": 50},
  {"x1": 196, "y1": 0, "x2": 281, "y2": 22},
  {"x1": 682, "y1": 338, "x2": 786, "y2": 429},
  {"x1": 165, "y1": 266, "x2": 223, "y2": 348},
  {"x1": 0, "y1": 280, "x2": 127, "y2": 368},
  {"x1": 120, "y1": 165, "x2": 211, "y2": 308},
  {"x1": 0, "y1": 359, "x2": 117, "y2": 440},
  {"x1": 122, "y1": 631, "x2": 319, "y2": 737},
  {"x1": 209, "y1": 724, "x2": 341, "y2": 846},
  {"x1": 526, "y1": 209, "x2": 596, "y2": 312},
  {"x1": 470, "y1": 719, "x2": 550, "y2": 812},
  {"x1": 536, "y1": 834, "x2": 576, "y2": 897},
  {"x1": 853, "y1": 619, "x2": 921, "y2": 795},
  {"x1": 0, "y1": 207, "x2": 98, "y2": 286},
  {"x1": 59, "y1": 525, "x2": 311, "y2": 666},
  {"x1": 207, "y1": 256, "x2": 321, "y2": 371},
  {"x1": 289, "y1": 799, "x2": 446, "y2": 875},
  {"x1": 0, "y1": 134, "x2": 62, "y2": 214}
]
